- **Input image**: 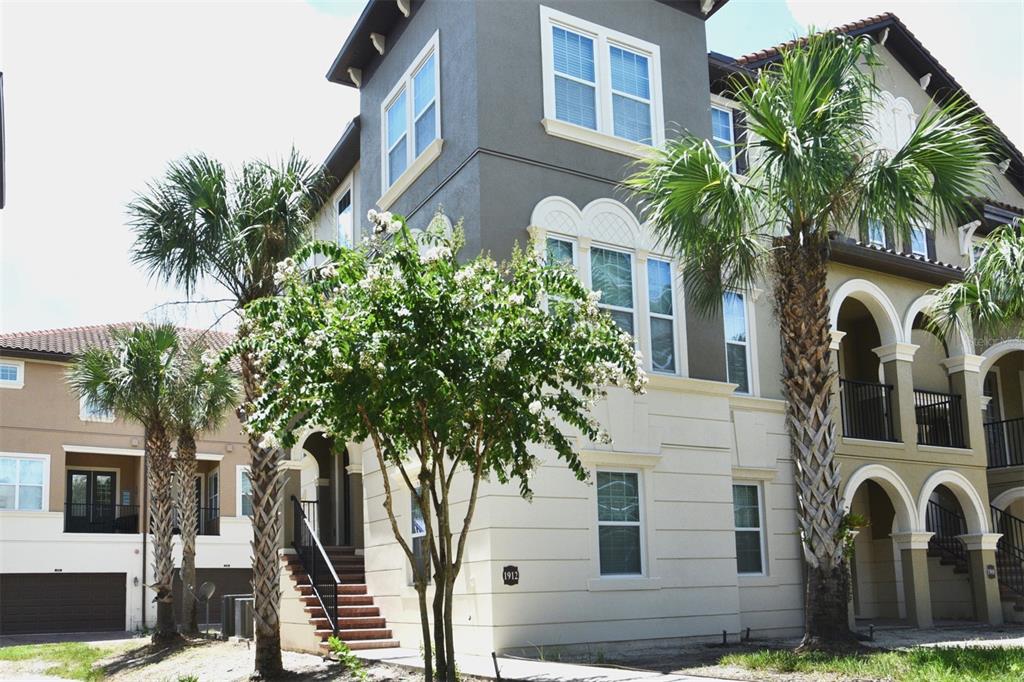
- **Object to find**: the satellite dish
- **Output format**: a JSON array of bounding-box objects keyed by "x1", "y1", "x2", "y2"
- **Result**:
[{"x1": 198, "y1": 581, "x2": 216, "y2": 601}]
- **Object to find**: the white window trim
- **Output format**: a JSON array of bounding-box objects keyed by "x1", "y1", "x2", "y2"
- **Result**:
[
  {"x1": 593, "y1": 467, "x2": 647, "y2": 579},
  {"x1": 379, "y1": 30, "x2": 442, "y2": 209},
  {"x1": 336, "y1": 184, "x2": 354, "y2": 248},
  {"x1": 645, "y1": 256, "x2": 679, "y2": 375},
  {"x1": 78, "y1": 395, "x2": 115, "y2": 423},
  {"x1": 539, "y1": 5, "x2": 665, "y2": 158},
  {"x1": 207, "y1": 469, "x2": 220, "y2": 511},
  {"x1": 236, "y1": 465, "x2": 252, "y2": 518},
  {"x1": 724, "y1": 290, "x2": 759, "y2": 396},
  {"x1": 710, "y1": 104, "x2": 736, "y2": 172},
  {"x1": 0, "y1": 359, "x2": 25, "y2": 389},
  {"x1": 0, "y1": 452, "x2": 51, "y2": 512},
  {"x1": 588, "y1": 243, "x2": 637, "y2": 337},
  {"x1": 733, "y1": 481, "x2": 768, "y2": 577}
]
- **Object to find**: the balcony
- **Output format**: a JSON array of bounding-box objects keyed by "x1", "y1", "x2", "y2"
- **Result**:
[
  {"x1": 985, "y1": 417, "x2": 1024, "y2": 469},
  {"x1": 172, "y1": 506, "x2": 221, "y2": 536},
  {"x1": 64, "y1": 502, "x2": 140, "y2": 534},
  {"x1": 839, "y1": 378, "x2": 897, "y2": 442},
  {"x1": 914, "y1": 389, "x2": 965, "y2": 448}
]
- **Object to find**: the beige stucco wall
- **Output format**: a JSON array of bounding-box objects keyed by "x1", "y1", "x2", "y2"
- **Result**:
[{"x1": 0, "y1": 357, "x2": 253, "y2": 517}]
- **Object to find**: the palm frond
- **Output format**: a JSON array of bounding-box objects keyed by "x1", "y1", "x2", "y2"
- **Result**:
[
  {"x1": 627, "y1": 135, "x2": 765, "y2": 314},
  {"x1": 931, "y1": 222, "x2": 1024, "y2": 337}
]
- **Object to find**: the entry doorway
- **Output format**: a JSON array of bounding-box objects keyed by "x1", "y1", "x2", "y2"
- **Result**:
[
  {"x1": 66, "y1": 469, "x2": 117, "y2": 533},
  {"x1": 299, "y1": 432, "x2": 363, "y2": 549}
]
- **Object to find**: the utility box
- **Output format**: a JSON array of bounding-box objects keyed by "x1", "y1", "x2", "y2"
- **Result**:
[
  {"x1": 220, "y1": 594, "x2": 252, "y2": 638},
  {"x1": 234, "y1": 598, "x2": 255, "y2": 639}
]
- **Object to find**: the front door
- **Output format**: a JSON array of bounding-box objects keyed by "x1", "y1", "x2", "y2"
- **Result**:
[{"x1": 66, "y1": 470, "x2": 116, "y2": 532}]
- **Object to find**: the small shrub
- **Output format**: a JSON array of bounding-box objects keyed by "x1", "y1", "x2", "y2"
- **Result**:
[
  {"x1": 327, "y1": 636, "x2": 368, "y2": 681},
  {"x1": 176, "y1": 676, "x2": 199, "y2": 682}
]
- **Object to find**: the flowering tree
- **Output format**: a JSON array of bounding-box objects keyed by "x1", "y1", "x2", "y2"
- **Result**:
[{"x1": 235, "y1": 212, "x2": 646, "y2": 682}]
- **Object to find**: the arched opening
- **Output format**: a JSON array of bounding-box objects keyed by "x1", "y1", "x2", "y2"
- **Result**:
[
  {"x1": 836, "y1": 298, "x2": 895, "y2": 441},
  {"x1": 911, "y1": 313, "x2": 965, "y2": 448},
  {"x1": 923, "y1": 484, "x2": 975, "y2": 620},
  {"x1": 298, "y1": 432, "x2": 364, "y2": 549},
  {"x1": 981, "y1": 347, "x2": 1024, "y2": 469},
  {"x1": 849, "y1": 480, "x2": 907, "y2": 623}
]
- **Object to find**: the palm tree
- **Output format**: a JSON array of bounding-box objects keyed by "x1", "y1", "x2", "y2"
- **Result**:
[
  {"x1": 170, "y1": 340, "x2": 238, "y2": 635},
  {"x1": 68, "y1": 323, "x2": 182, "y2": 643},
  {"x1": 931, "y1": 221, "x2": 1024, "y2": 337},
  {"x1": 127, "y1": 150, "x2": 326, "y2": 675},
  {"x1": 627, "y1": 30, "x2": 994, "y2": 648}
]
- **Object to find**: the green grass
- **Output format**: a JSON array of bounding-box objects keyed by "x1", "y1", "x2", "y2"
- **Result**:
[
  {"x1": 0, "y1": 642, "x2": 115, "y2": 681},
  {"x1": 720, "y1": 646, "x2": 1024, "y2": 682}
]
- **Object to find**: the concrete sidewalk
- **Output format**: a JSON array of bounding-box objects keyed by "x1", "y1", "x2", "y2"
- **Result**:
[{"x1": 356, "y1": 647, "x2": 733, "y2": 682}]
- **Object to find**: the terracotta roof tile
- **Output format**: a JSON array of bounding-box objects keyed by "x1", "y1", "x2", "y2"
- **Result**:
[
  {"x1": 0, "y1": 323, "x2": 235, "y2": 359},
  {"x1": 735, "y1": 13, "x2": 894, "y2": 65}
]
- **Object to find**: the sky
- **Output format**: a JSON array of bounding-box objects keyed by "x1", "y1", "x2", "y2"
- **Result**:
[{"x1": 1, "y1": 0, "x2": 1021, "y2": 335}]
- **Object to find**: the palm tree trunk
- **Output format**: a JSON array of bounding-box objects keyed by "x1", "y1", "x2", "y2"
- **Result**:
[
  {"x1": 176, "y1": 432, "x2": 200, "y2": 636},
  {"x1": 773, "y1": 234, "x2": 856, "y2": 649},
  {"x1": 240, "y1": 352, "x2": 284, "y2": 678},
  {"x1": 147, "y1": 423, "x2": 180, "y2": 643}
]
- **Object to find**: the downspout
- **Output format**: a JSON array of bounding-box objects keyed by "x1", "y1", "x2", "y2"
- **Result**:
[{"x1": 141, "y1": 442, "x2": 148, "y2": 630}]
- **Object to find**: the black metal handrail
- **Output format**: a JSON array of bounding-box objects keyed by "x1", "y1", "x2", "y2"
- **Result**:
[
  {"x1": 914, "y1": 389, "x2": 965, "y2": 448},
  {"x1": 292, "y1": 495, "x2": 339, "y2": 635},
  {"x1": 839, "y1": 378, "x2": 897, "y2": 442},
  {"x1": 984, "y1": 417, "x2": 1024, "y2": 468},
  {"x1": 64, "y1": 502, "x2": 139, "y2": 533},
  {"x1": 925, "y1": 499, "x2": 968, "y2": 567},
  {"x1": 301, "y1": 499, "x2": 319, "y2": 537},
  {"x1": 992, "y1": 505, "x2": 1024, "y2": 599}
]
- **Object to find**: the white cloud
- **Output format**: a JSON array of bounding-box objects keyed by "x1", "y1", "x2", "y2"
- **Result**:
[
  {"x1": 0, "y1": 1, "x2": 360, "y2": 333},
  {"x1": 787, "y1": 1, "x2": 1022, "y2": 149}
]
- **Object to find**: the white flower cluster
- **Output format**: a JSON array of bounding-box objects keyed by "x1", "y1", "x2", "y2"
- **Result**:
[
  {"x1": 259, "y1": 431, "x2": 280, "y2": 450},
  {"x1": 508, "y1": 293, "x2": 524, "y2": 306},
  {"x1": 273, "y1": 257, "x2": 297, "y2": 286},
  {"x1": 492, "y1": 348, "x2": 511, "y2": 370},
  {"x1": 201, "y1": 350, "x2": 219, "y2": 369},
  {"x1": 422, "y1": 245, "x2": 451, "y2": 263},
  {"x1": 367, "y1": 209, "x2": 402, "y2": 236},
  {"x1": 320, "y1": 262, "x2": 338, "y2": 279}
]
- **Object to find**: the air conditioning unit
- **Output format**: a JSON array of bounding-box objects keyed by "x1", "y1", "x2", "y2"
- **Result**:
[{"x1": 220, "y1": 594, "x2": 253, "y2": 638}]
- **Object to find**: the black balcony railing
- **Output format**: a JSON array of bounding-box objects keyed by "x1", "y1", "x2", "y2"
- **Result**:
[
  {"x1": 984, "y1": 417, "x2": 1024, "y2": 468},
  {"x1": 168, "y1": 506, "x2": 221, "y2": 536},
  {"x1": 991, "y1": 505, "x2": 1024, "y2": 599},
  {"x1": 292, "y1": 495, "x2": 339, "y2": 635},
  {"x1": 925, "y1": 499, "x2": 968, "y2": 566},
  {"x1": 64, "y1": 503, "x2": 139, "y2": 534},
  {"x1": 914, "y1": 389, "x2": 965, "y2": 448},
  {"x1": 839, "y1": 378, "x2": 897, "y2": 442}
]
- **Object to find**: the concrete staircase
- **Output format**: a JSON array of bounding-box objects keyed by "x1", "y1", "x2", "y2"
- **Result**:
[{"x1": 282, "y1": 546, "x2": 399, "y2": 651}]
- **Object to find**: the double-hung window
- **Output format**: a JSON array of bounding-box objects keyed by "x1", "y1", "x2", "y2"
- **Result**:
[
  {"x1": 337, "y1": 189, "x2": 353, "y2": 247},
  {"x1": 723, "y1": 291, "x2": 751, "y2": 394},
  {"x1": 238, "y1": 467, "x2": 253, "y2": 517},
  {"x1": 909, "y1": 224, "x2": 929, "y2": 257},
  {"x1": 0, "y1": 455, "x2": 46, "y2": 511},
  {"x1": 79, "y1": 396, "x2": 114, "y2": 422},
  {"x1": 541, "y1": 7, "x2": 662, "y2": 151},
  {"x1": 647, "y1": 258, "x2": 675, "y2": 373},
  {"x1": 382, "y1": 33, "x2": 440, "y2": 191},
  {"x1": 590, "y1": 247, "x2": 634, "y2": 334},
  {"x1": 597, "y1": 470, "x2": 642, "y2": 575},
  {"x1": 733, "y1": 483, "x2": 766, "y2": 575},
  {"x1": 711, "y1": 106, "x2": 735, "y2": 169},
  {"x1": 0, "y1": 360, "x2": 24, "y2": 389},
  {"x1": 411, "y1": 488, "x2": 429, "y2": 583},
  {"x1": 867, "y1": 218, "x2": 887, "y2": 248}
]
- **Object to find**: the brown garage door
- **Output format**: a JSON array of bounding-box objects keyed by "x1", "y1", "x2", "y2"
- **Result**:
[{"x1": 0, "y1": 573, "x2": 126, "y2": 634}]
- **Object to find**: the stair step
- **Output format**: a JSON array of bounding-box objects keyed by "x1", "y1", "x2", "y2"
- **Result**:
[
  {"x1": 309, "y1": 616, "x2": 387, "y2": 629},
  {"x1": 316, "y1": 627, "x2": 392, "y2": 641},
  {"x1": 320, "y1": 639, "x2": 401, "y2": 651},
  {"x1": 305, "y1": 606, "x2": 381, "y2": 618},
  {"x1": 296, "y1": 583, "x2": 368, "y2": 595}
]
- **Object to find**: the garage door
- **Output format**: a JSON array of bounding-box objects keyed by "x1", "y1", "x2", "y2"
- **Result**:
[{"x1": 0, "y1": 573, "x2": 126, "y2": 635}]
